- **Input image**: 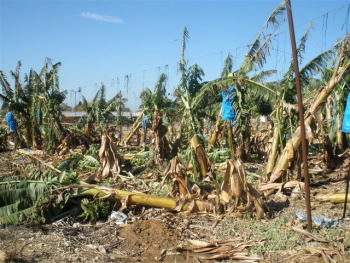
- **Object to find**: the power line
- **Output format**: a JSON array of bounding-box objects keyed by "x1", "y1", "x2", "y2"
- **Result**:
[
  {"x1": 69, "y1": 3, "x2": 349, "y2": 95},
  {"x1": 273, "y1": 3, "x2": 349, "y2": 38}
]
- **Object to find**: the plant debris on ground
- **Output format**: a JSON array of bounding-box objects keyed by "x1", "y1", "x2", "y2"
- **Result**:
[{"x1": 1, "y1": 1, "x2": 350, "y2": 262}]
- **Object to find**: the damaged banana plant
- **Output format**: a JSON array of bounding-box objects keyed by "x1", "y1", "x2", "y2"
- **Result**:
[
  {"x1": 220, "y1": 158, "x2": 264, "y2": 219},
  {"x1": 162, "y1": 157, "x2": 201, "y2": 210},
  {"x1": 95, "y1": 129, "x2": 122, "y2": 181},
  {"x1": 149, "y1": 109, "x2": 172, "y2": 167},
  {"x1": 0, "y1": 60, "x2": 66, "y2": 153},
  {"x1": 268, "y1": 32, "x2": 350, "y2": 183},
  {"x1": 120, "y1": 112, "x2": 143, "y2": 146},
  {"x1": 190, "y1": 135, "x2": 215, "y2": 181}
]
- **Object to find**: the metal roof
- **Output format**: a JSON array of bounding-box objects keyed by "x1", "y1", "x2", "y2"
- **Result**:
[
  {"x1": 62, "y1": 111, "x2": 86, "y2": 117},
  {"x1": 62, "y1": 111, "x2": 141, "y2": 118}
]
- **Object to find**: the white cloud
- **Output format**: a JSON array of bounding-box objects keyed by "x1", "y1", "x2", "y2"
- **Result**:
[{"x1": 80, "y1": 12, "x2": 124, "y2": 24}]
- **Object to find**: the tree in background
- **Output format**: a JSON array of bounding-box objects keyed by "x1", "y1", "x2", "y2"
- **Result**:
[{"x1": 0, "y1": 60, "x2": 67, "y2": 153}]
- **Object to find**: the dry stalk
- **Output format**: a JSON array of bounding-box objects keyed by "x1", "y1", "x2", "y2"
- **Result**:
[
  {"x1": 220, "y1": 158, "x2": 264, "y2": 219},
  {"x1": 96, "y1": 130, "x2": 122, "y2": 180}
]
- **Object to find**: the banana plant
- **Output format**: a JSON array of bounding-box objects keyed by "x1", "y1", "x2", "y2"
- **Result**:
[
  {"x1": 81, "y1": 84, "x2": 124, "y2": 132},
  {"x1": 0, "y1": 60, "x2": 67, "y2": 153},
  {"x1": 175, "y1": 1, "x2": 286, "y2": 159},
  {"x1": 322, "y1": 67, "x2": 350, "y2": 154},
  {"x1": 139, "y1": 74, "x2": 175, "y2": 164},
  {"x1": 205, "y1": 1, "x2": 287, "y2": 159},
  {"x1": 30, "y1": 61, "x2": 67, "y2": 153},
  {"x1": 269, "y1": 33, "x2": 350, "y2": 183}
]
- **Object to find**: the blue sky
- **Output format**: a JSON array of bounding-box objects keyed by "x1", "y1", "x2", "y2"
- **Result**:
[{"x1": 1, "y1": 0, "x2": 349, "y2": 111}]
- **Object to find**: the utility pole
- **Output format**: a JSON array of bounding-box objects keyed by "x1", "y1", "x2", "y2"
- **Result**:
[
  {"x1": 71, "y1": 87, "x2": 81, "y2": 121},
  {"x1": 286, "y1": 0, "x2": 312, "y2": 232},
  {"x1": 119, "y1": 90, "x2": 123, "y2": 139}
]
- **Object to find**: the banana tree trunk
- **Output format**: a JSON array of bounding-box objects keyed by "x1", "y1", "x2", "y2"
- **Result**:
[
  {"x1": 209, "y1": 109, "x2": 222, "y2": 148},
  {"x1": 336, "y1": 113, "x2": 344, "y2": 154},
  {"x1": 151, "y1": 109, "x2": 172, "y2": 166},
  {"x1": 318, "y1": 100, "x2": 334, "y2": 164},
  {"x1": 191, "y1": 135, "x2": 207, "y2": 180},
  {"x1": 84, "y1": 124, "x2": 91, "y2": 145},
  {"x1": 227, "y1": 121, "x2": 235, "y2": 159},
  {"x1": 140, "y1": 116, "x2": 147, "y2": 144},
  {"x1": 190, "y1": 134, "x2": 214, "y2": 180},
  {"x1": 316, "y1": 192, "x2": 350, "y2": 204},
  {"x1": 326, "y1": 97, "x2": 333, "y2": 121},
  {"x1": 269, "y1": 50, "x2": 350, "y2": 183},
  {"x1": 77, "y1": 186, "x2": 214, "y2": 212},
  {"x1": 168, "y1": 124, "x2": 174, "y2": 143},
  {"x1": 264, "y1": 125, "x2": 280, "y2": 179},
  {"x1": 171, "y1": 123, "x2": 182, "y2": 157},
  {"x1": 120, "y1": 112, "x2": 143, "y2": 145},
  {"x1": 140, "y1": 129, "x2": 146, "y2": 144}
]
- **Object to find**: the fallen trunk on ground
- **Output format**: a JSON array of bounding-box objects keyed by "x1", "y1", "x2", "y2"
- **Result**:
[
  {"x1": 316, "y1": 192, "x2": 350, "y2": 204},
  {"x1": 74, "y1": 185, "x2": 214, "y2": 212}
]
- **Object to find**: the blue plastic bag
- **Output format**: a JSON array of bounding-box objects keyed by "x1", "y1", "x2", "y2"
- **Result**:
[
  {"x1": 163, "y1": 116, "x2": 169, "y2": 126},
  {"x1": 6, "y1": 111, "x2": 17, "y2": 132},
  {"x1": 295, "y1": 210, "x2": 338, "y2": 228},
  {"x1": 342, "y1": 93, "x2": 350, "y2": 133},
  {"x1": 221, "y1": 85, "x2": 235, "y2": 121},
  {"x1": 141, "y1": 115, "x2": 148, "y2": 127}
]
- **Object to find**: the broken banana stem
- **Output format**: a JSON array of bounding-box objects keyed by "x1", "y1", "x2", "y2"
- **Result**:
[
  {"x1": 75, "y1": 186, "x2": 213, "y2": 212},
  {"x1": 191, "y1": 135, "x2": 209, "y2": 179},
  {"x1": 120, "y1": 112, "x2": 144, "y2": 145},
  {"x1": 316, "y1": 192, "x2": 350, "y2": 204},
  {"x1": 209, "y1": 108, "x2": 222, "y2": 148}
]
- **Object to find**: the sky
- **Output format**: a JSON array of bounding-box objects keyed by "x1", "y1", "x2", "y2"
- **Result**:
[{"x1": 1, "y1": 0, "x2": 350, "y2": 111}]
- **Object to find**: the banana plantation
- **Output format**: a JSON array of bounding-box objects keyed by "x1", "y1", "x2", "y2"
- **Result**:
[{"x1": 1, "y1": 2, "x2": 350, "y2": 262}]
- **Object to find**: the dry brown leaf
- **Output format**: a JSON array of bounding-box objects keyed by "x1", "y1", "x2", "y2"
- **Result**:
[
  {"x1": 216, "y1": 237, "x2": 245, "y2": 244},
  {"x1": 167, "y1": 157, "x2": 192, "y2": 199},
  {"x1": 290, "y1": 226, "x2": 332, "y2": 243},
  {"x1": 205, "y1": 246, "x2": 235, "y2": 254},
  {"x1": 285, "y1": 247, "x2": 346, "y2": 263},
  {"x1": 221, "y1": 159, "x2": 264, "y2": 219},
  {"x1": 194, "y1": 253, "x2": 231, "y2": 260},
  {"x1": 258, "y1": 180, "x2": 302, "y2": 192},
  {"x1": 186, "y1": 200, "x2": 214, "y2": 213},
  {"x1": 173, "y1": 198, "x2": 187, "y2": 212},
  {"x1": 193, "y1": 247, "x2": 217, "y2": 253},
  {"x1": 97, "y1": 131, "x2": 121, "y2": 180},
  {"x1": 231, "y1": 255, "x2": 262, "y2": 261},
  {"x1": 188, "y1": 240, "x2": 215, "y2": 248},
  {"x1": 286, "y1": 140, "x2": 295, "y2": 162}
]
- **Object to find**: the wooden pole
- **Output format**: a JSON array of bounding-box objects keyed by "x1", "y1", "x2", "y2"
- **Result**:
[
  {"x1": 343, "y1": 167, "x2": 350, "y2": 218},
  {"x1": 286, "y1": 0, "x2": 312, "y2": 232}
]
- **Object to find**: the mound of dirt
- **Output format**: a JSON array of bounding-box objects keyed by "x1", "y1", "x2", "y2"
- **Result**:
[{"x1": 117, "y1": 219, "x2": 185, "y2": 262}]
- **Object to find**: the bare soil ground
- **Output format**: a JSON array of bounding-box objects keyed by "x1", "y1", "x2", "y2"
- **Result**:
[{"x1": 1, "y1": 152, "x2": 350, "y2": 262}]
